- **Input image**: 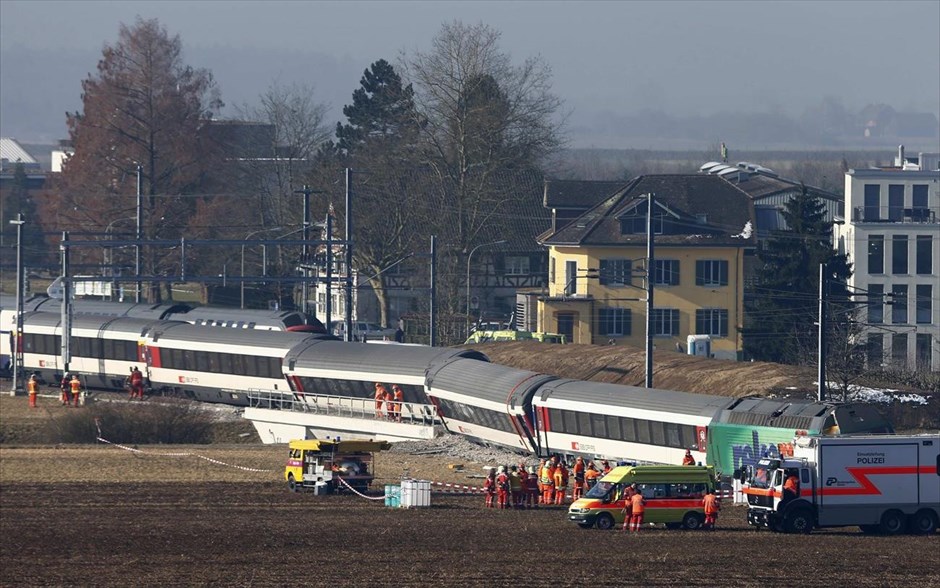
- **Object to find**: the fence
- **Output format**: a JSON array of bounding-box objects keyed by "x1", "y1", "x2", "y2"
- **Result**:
[{"x1": 247, "y1": 389, "x2": 441, "y2": 426}]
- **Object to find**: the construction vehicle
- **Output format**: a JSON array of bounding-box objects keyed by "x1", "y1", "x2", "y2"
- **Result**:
[
  {"x1": 743, "y1": 434, "x2": 939, "y2": 534},
  {"x1": 285, "y1": 439, "x2": 391, "y2": 494}
]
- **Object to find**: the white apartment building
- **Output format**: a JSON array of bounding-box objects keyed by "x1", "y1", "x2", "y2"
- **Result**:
[{"x1": 834, "y1": 148, "x2": 940, "y2": 372}]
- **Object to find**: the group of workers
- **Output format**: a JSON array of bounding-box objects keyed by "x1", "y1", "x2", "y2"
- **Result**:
[
  {"x1": 482, "y1": 456, "x2": 615, "y2": 509},
  {"x1": 374, "y1": 382, "x2": 405, "y2": 421},
  {"x1": 124, "y1": 366, "x2": 145, "y2": 400},
  {"x1": 26, "y1": 372, "x2": 83, "y2": 407},
  {"x1": 483, "y1": 464, "x2": 540, "y2": 509}
]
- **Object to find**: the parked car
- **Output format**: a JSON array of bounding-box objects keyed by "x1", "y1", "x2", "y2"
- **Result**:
[{"x1": 330, "y1": 321, "x2": 398, "y2": 341}]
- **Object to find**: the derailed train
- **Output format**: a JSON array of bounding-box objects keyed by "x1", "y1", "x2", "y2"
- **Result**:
[{"x1": 1, "y1": 299, "x2": 894, "y2": 474}]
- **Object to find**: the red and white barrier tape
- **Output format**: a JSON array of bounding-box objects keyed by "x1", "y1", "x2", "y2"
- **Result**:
[
  {"x1": 337, "y1": 476, "x2": 386, "y2": 500},
  {"x1": 430, "y1": 481, "x2": 485, "y2": 493},
  {"x1": 95, "y1": 437, "x2": 274, "y2": 473}
]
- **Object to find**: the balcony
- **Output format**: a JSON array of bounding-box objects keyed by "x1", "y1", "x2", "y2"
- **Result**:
[{"x1": 852, "y1": 206, "x2": 938, "y2": 224}]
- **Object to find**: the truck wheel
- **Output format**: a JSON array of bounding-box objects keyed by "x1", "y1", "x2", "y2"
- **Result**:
[
  {"x1": 909, "y1": 510, "x2": 938, "y2": 535},
  {"x1": 595, "y1": 513, "x2": 615, "y2": 530},
  {"x1": 879, "y1": 510, "x2": 905, "y2": 535},
  {"x1": 784, "y1": 509, "x2": 813, "y2": 534},
  {"x1": 287, "y1": 474, "x2": 299, "y2": 492},
  {"x1": 682, "y1": 512, "x2": 704, "y2": 530}
]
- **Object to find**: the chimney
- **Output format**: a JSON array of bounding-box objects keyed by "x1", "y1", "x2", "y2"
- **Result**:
[{"x1": 897, "y1": 144, "x2": 905, "y2": 167}]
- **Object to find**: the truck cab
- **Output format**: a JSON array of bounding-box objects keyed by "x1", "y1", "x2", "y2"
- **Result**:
[
  {"x1": 285, "y1": 439, "x2": 391, "y2": 494},
  {"x1": 743, "y1": 456, "x2": 815, "y2": 533}
]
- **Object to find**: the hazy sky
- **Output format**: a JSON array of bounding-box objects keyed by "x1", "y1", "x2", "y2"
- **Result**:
[{"x1": 1, "y1": 0, "x2": 938, "y2": 147}]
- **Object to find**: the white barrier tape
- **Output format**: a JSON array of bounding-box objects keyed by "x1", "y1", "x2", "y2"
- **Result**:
[
  {"x1": 430, "y1": 481, "x2": 484, "y2": 493},
  {"x1": 337, "y1": 476, "x2": 385, "y2": 500},
  {"x1": 95, "y1": 437, "x2": 274, "y2": 472}
]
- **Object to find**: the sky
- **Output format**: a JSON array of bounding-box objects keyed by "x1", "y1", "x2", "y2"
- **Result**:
[{"x1": 1, "y1": 0, "x2": 938, "y2": 148}]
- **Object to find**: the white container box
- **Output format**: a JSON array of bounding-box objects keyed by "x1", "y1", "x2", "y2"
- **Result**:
[{"x1": 399, "y1": 479, "x2": 431, "y2": 508}]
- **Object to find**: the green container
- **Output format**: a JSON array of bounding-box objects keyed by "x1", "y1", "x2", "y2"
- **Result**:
[{"x1": 384, "y1": 485, "x2": 400, "y2": 507}]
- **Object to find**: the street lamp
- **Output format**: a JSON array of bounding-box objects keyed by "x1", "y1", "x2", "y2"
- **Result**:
[
  {"x1": 240, "y1": 227, "x2": 283, "y2": 309},
  {"x1": 104, "y1": 216, "x2": 137, "y2": 301},
  {"x1": 9, "y1": 213, "x2": 25, "y2": 395},
  {"x1": 465, "y1": 239, "x2": 507, "y2": 335}
]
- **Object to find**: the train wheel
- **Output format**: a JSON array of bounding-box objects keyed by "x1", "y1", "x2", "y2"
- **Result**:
[
  {"x1": 595, "y1": 513, "x2": 615, "y2": 530},
  {"x1": 879, "y1": 510, "x2": 905, "y2": 535},
  {"x1": 909, "y1": 510, "x2": 938, "y2": 534}
]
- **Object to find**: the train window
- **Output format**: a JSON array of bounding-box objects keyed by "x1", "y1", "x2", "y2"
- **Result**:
[
  {"x1": 124, "y1": 341, "x2": 138, "y2": 361},
  {"x1": 620, "y1": 417, "x2": 636, "y2": 442},
  {"x1": 209, "y1": 353, "x2": 222, "y2": 372},
  {"x1": 606, "y1": 415, "x2": 622, "y2": 441},
  {"x1": 193, "y1": 350, "x2": 208, "y2": 372},
  {"x1": 679, "y1": 425, "x2": 696, "y2": 449},
  {"x1": 268, "y1": 357, "x2": 281, "y2": 378},
  {"x1": 591, "y1": 413, "x2": 607, "y2": 438},
  {"x1": 230, "y1": 354, "x2": 244, "y2": 376},
  {"x1": 651, "y1": 422, "x2": 666, "y2": 446},
  {"x1": 636, "y1": 419, "x2": 652, "y2": 444},
  {"x1": 578, "y1": 412, "x2": 591, "y2": 436},
  {"x1": 103, "y1": 339, "x2": 114, "y2": 358},
  {"x1": 664, "y1": 423, "x2": 681, "y2": 448},
  {"x1": 219, "y1": 352, "x2": 233, "y2": 374},
  {"x1": 562, "y1": 411, "x2": 579, "y2": 435}
]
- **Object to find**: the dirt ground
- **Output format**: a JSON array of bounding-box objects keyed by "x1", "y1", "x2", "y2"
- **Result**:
[{"x1": 2, "y1": 444, "x2": 939, "y2": 587}]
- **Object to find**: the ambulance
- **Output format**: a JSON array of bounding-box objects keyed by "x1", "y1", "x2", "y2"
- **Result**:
[
  {"x1": 284, "y1": 439, "x2": 391, "y2": 494},
  {"x1": 568, "y1": 465, "x2": 718, "y2": 530},
  {"x1": 743, "y1": 434, "x2": 939, "y2": 534}
]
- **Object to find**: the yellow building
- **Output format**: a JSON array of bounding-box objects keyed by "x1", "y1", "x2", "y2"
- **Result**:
[{"x1": 537, "y1": 175, "x2": 756, "y2": 360}]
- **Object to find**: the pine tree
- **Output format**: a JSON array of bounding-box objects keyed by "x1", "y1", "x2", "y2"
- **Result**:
[{"x1": 744, "y1": 186, "x2": 852, "y2": 363}]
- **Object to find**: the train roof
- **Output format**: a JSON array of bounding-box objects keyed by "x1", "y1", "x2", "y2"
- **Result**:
[
  {"x1": 285, "y1": 340, "x2": 488, "y2": 379},
  {"x1": 21, "y1": 311, "x2": 169, "y2": 336},
  {"x1": 144, "y1": 321, "x2": 328, "y2": 349},
  {"x1": 714, "y1": 397, "x2": 894, "y2": 434},
  {"x1": 173, "y1": 306, "x2": 310, "y2": 329},
  {"x1": 425, "y1": 357, "x2": 557, "y2": 406},
  {"x1": 534, "y1": 379, "x2": 731, "y2": 418}
]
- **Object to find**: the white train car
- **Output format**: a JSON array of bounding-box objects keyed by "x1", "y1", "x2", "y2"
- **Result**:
[
  {"x1": 17, "y1": 311, "x2": 156, "y2": 389},
  {"x1": 424, "y1": 357, "x2": 557, "y2": 454},
  {"x1": 531, "y1": 380, "x2": 730, "y2": 465},
  {"x1": 143, "y1": 322, "x2": 324, "y2": 405}
]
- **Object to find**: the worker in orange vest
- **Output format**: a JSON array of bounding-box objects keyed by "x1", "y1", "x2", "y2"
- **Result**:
[
  {"x1": 391, "y1": 384, "x2": 404, "y2": 422},
  {"x1": 495, "y1": 466, "x2": 510, "y2": 509},
  {"x1": 483, "y1": 468, "x2": 496, "y2": 508},
  {"x1": 682, "y1": 449, "x2": 695, "y2": 466},
  {"x1": 60, "y1": 374, "x2": 71, "y2": 406},
  {"x1": 572, "y1": 456, "x2": 586, "y2": 500},
  {"x1": 28, "y1": 374, "x2": 39, "y2": 408},
  {"x1": 553, "y1": 462, "x2": 567, "y2": 505},
  {"x1": 69, "y1": 374, "x2": 82, "y2": 407},
  {"x1": 130, "y1": 366, "x2": 144, "y2": 400},
  {"x1": 525, "y1": 466, "x2": 540, "y2": 508},
  {"x1": 620, "y1": 482, "x2": 637, "y2": 532},
  {"x1": 584, "y1": 463, "x2": 601, "y2": 489},
  {"x1": 539, "y1": 459, "x2": 554, "y2": 505},
  {"x1": 703, "y1": 489, "x2": 720, "y2": 529},
  {"x1": 629, "y1": 487, "x2": 646, "y2": 531},
  {"x1": 783, "y1": 471, "x2": 800, "y2": 501},
  {"x1": 601, "y1": 460, "x2": 611, "y2": 475},
  {"x1": 374, "y1": 383, "x2": 388, "y2": 418}
]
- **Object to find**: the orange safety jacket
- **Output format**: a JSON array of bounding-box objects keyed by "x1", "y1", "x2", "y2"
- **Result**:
[
  {"x1": 784, "y1": 476, "x2": 799, "y2": 495},
  {"x1": 70, "y1": 379, "x2": 81, "y2": 394},
  {"x1": 703, "y1": 493, "x2": 720, "y2": 514},
  {"x1": 630, "y1": 492, "x2": 645, "y2": 514},
  {"x1": 539, "y1": 465, "x2": 553, "y2": 485},
  {"x1": 553, "y1": 469, "x2": 565, "y2": 490},
  {"x1": 28, "y1": 380, "x2": 38, "y2": 394}
]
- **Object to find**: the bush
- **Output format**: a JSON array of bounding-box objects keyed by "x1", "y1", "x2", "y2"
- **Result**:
[{"x1": 39, "y1": 400, "x2": 216, "y2": 445}]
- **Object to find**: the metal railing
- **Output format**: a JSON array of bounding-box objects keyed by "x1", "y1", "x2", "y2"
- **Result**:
[
  {"x1": 852, "y1": 205, "x2": 938, "y2": 224},
  {"x1": 247, "y1": 389, "x2": 441, "y2": 426}
]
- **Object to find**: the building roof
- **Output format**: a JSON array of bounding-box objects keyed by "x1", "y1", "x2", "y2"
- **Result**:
[
  {"x1": 0, "y1": 137, "x2": 40, "y2": 171},
  {"x1": 701, "y1": 161, "x2": 841, "y2": 202},
  {"x1": 543, "y1": 179, "x2": 626, "y2": 208},
  {"x1": 540, "y1": 174, "x2": 756, "y2": 247}
]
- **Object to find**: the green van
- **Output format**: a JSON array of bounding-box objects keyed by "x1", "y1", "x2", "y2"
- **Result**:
[{"x1": 568, "y1": 465, "x2": 718, "y2": 530}]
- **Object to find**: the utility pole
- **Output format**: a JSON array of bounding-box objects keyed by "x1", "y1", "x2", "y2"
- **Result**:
[
  {"x1": 326, "y1": 209, "x2": 333, "y2": 331},
  {"x1": 344, "y1": 169, "x2": 353, "y2": 342},
  {"x1": 60, "y1": 232, "x2": 72, "y2": 377},
  {"x1": 9, "y1": 213, "x2": 25, "y2": 395},
  {"x1": 429, "y1": 235, "x2": 437, "y2": 347},
  {"x1": 135, "y1": 164, "x2": 142, "y2": 303},
  {"x1": 293, "y1": 185, "x2": 323, "y2": 315},
  {"x1": 645, "y1": 192, "x2": 656, "y2": 388},
  {"x1": 818, "y1": 263, "x2": 828, "y2": 402}
]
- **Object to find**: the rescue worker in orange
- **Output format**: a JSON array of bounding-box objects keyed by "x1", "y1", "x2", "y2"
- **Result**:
[
  {"x1": 526, "y1": 466, "x2": 540, "y2": 508},
  {"x1": 130, "y1": 366, "x2": 144, "y2": 400},
  {"x1": 483, "y1": 468, "x2": 496, "y2": 508},
  {"x1": 629, "y1": 486, "x2": 646, "y2": 531},
  {"x1": 374, "y1": 383, "x2": 389, "y2": 418},
  {"x1": 620, "y1": 482, "x2": 637, "y2": 532},
  {"x1": 601, "y1": 460, "x2": 612, "y2": 475},
  {"x1": 28, "y1": 374, "x2": 39, "y2": 408},
  {"x1": 783, "y1": 470, "x2": 800, "y2": 502},
  {"x1": 572, "y1": 456, "x2": 586, "y2": 500},
  {"x1": 495, "y1": 466, "x2": 510, "y2": 509},
  {"x1": 69, "y1": 374, "x2": 82, "y2": 407},
  {"x1": 60, "y1": 373, "x2": 71, "y2": 406},
  {"x1": 682, "y1": 449, "x2": 695, "y2": 466},
  {"x1": 509, "y1": 465, "x2": 523, "y2": 508},
  {"x1": 539, "y1": 460, "x2": 554, "y2": 505},
  {"x1": 391, "y1": 384, "x2": 404, "y2": 422},
  {"x1": 584, "y1": 463, "x2": 601, "y2": 489},
  {"x1": 703, "y1": 488, "x2": 720, "y2": 529},
  {"x1": 553, "y1": 462, "x2": 567, "y2": 505}
]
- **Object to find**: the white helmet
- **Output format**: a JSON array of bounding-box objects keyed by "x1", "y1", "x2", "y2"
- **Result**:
[{"x1": 497, "y1": 465, "x2": 506, "y2": 473}]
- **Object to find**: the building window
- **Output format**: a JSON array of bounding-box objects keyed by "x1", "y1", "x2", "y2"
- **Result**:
[
  {"x1": 549, "y1": 256, "x2": 555, "y2": 286},
  {"x1": 891, "y1": 284, "x2": 908, "y2": 324},
  {"x1": 912, "y1": 185, "x2": 929, "y2": 221},
  {"x1": 695, "y1": 309, "x2": 728, "y2": 337},
  {"x1": 505, "y1": 256, "x2": 530, "y2": 275},
  {"x1": 866, "y1": 333, "x2": 883, "y2": 368},
  {"x1": 916, "y1": 334, "x2": 933, "y2": 371},
  {"x1": 892, "y1": 235, "x2": 908, "y2": 274},
  {"x1": 916, "y1": 235, "x2": 933, "y2": 275},
  {"x1": 863, "y1": 184, "x2": 880, "y2": 221},
  {"x1": 891, "y1": 333, "x2": 908, "y2": 368},
  {"x1": 564, "y1": 260, "x2": 577, "y2": 296},
  {"x1": 916, "y1": 285, "x2": 932, "y2": 324},
  {"x1": 867, "y1": 284, "x2": 883, "y2": 324},
  {"x1": 888, "y1": 184, "x2": 904, "y2": 222},
  {"x1": 653, "y1": 260, "x2": 680, "y2": 286},
  {"x1": 650, "y1": 308, "x2": 679, "y2": 336},
  {"x1": 599, "y1": 259, "x2": 632, "y2": 286},
  {"x1": 868, "y1": 236, "x2": 884, "y2": 274},
  {"x1": 598, "y1": 308, "x2": 632, "y2": 336},
  {"x1": 695, "y1": 260, "x2": 728, "y2": 287},
  {"x1": 620, "y1": 211, "x2": 663, "y2": 234}
]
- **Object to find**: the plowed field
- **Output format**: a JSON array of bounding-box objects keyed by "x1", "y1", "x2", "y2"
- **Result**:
[{"x1": 2, "y1": 463, "x2": 939, "y2": 587}]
